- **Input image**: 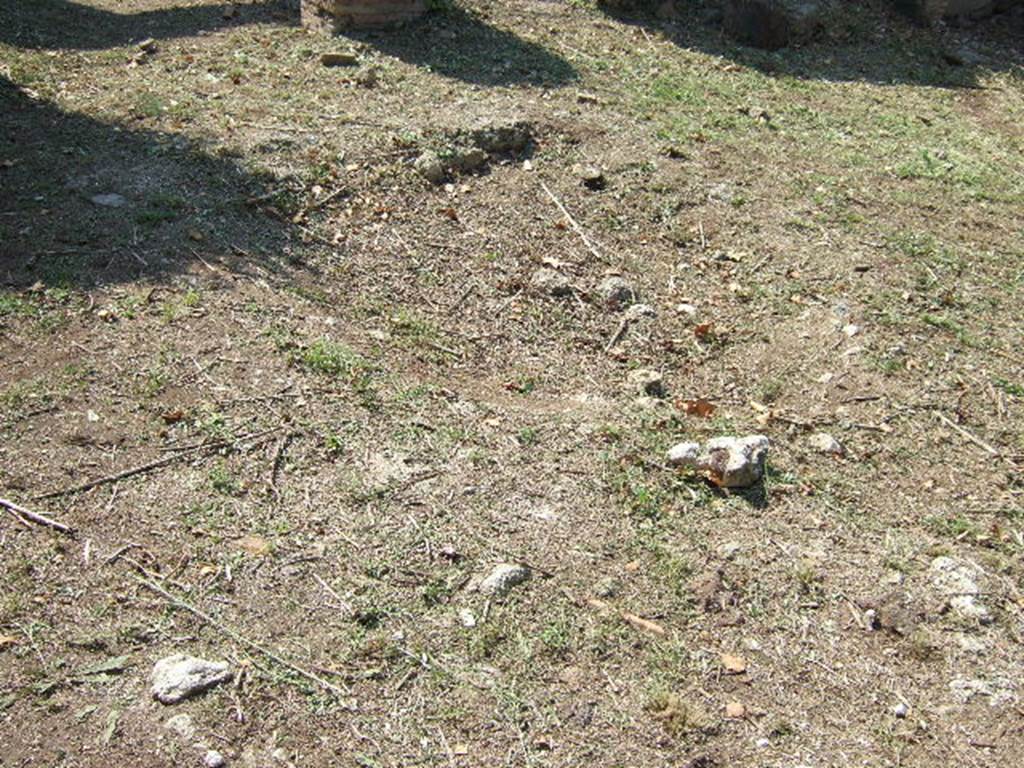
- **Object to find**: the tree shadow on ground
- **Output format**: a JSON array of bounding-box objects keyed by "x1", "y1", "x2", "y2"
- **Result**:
[
  {"x1": 0, "y1": 75, "x2": 297, "y2": 291},
  {"x1": 0, "y1": 0, "x2": 295, "y2": 51},
  {"x1": 601, "y1": 1, "x2": 1024, "y2": 89},
  {"x1": 344, "y1": 6, "x2": 577, "y2": 87}
]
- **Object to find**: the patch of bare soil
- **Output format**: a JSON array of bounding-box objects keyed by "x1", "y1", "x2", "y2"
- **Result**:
[{"x1": 2, "y1": 2, "x2": 1023, "y2": 767}]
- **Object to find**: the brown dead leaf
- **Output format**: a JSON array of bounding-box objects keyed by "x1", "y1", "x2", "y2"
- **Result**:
[
  {"x1": 235, "y1": 535, "x2": 271, "y2": 557},
  {"x1": 161, "y1": 410, "x2": 185, "y2": 424},
  {"x1": 721, "y1": 653, "x2": 747, "y2": 674},
  {"x1": 623, "y1": 612, "x2": 667, "y2": 637},
  {"x1": 682, "y1": 398, "x2": 715, "y2": 418},
  {"x1": 725, "y1": 701, "x2": 746, "y2": 718},
  {"x1": 694, "y1": 322, "x2": 714, "y2": 339},
  {"x1": 441, "y1": 207, "x2": 459, "y2": 221}
]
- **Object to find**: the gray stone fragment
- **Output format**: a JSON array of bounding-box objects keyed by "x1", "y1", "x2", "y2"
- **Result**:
[
  {"x1": 596, "y1": 275, "x2": 636, "y2": 310},
  {"x1": 930, "y1": 556, "x2": 992, "y2": 624},
  {"x1": 413, "y1": 152, "x2": 445, "y2": 184},
  {"x1": 478, "y1": 563, "x2": 530, "y2": 597},
  {"x1": 807, "y1": 432, "x2": 844, "y2": 456},
  {"x1": 699, "y1": 435, "x2": 769, "y2": 488},
  {"x1": 628, "y1": 368, "x2": 665, "y2": 398},
  {"x1": 529, "y1": 267, "x2": 572, "y2": 298},
  {"x1": 151, "y1": 654, "x2": 232, "y2": 704},
  {"x1": 204, "y1": 750, "x2": 226, "y2": 768},
  {"x1": 91, "y1": 193, "x2": 128, "y2": 208},
  {"x1": 667, "y1": 441, "x2": 701, "y2": 468}
]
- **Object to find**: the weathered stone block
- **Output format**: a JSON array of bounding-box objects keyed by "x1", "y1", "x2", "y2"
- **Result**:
[
  {"x1": 723, "y1": 0, "x2": 826, "y2": 50},
  {"x1": 301, "y1": 0, "x2": 426, "y2": 31}
]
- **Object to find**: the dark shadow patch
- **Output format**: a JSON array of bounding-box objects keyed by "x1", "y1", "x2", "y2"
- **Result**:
[
  {"x1": 345, "y1": 6, "x2": 577, "y2": 86},
  {"x1": 599, "y1": 0, "x2": 1024, "y2": 89},
  {"x1": 0, "y1": 0, "x2": 296, "y2": 52},
  {"x1": 0, "y1": 75, "x2": 299, "y2": 290}
]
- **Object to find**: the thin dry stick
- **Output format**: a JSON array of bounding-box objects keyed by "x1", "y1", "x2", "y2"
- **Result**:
[
  {"x1": 35, "y1": 427, "x2": 282, "y2": 500},
  {"x1": 0, "y1": 496, "x2": 74, "y2": 535},
  {"x1": 936, "y1": 412, "x2": 1001, "y2": 458},
  {"x1": 137, "y1": 577, "x2": 352, "y2": 700},
  {"x1": 540, "y1": 180, "x2": 604, "y2": 262}
]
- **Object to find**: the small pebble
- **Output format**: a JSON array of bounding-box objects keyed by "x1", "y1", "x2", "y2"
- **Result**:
[
  {"x1": 894, "y1": 702, "x2": 909, "y2": 719},
  {"x1": 204, "y1": 750, "x2": 226, "y2": 768}
]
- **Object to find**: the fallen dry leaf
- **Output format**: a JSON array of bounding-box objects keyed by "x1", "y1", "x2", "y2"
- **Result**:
[
  {"x1": 0, "y1": 635, "x2": 17, "y2": 650},
  {"x1": 721, "y1": 653, "x2": 747, "y2": 674},
  {"x1": 694, "y1": 322, "x2": 714, "y2": 339},
  {"x1": 161, "y1": 410, "x2": 185, "y2": 424},
  {"x1": 682, "y1": 398, "x2": 716, "y2": 418},
  {"x1": 725, "y1": 701, "x2": 746, "y2": 718},
  {"x1": 623, "y1": 612, "x2": 667, "y2": 637},
  {"x1": 235, "y1": 535, "x2": 271, "y2": 557}
]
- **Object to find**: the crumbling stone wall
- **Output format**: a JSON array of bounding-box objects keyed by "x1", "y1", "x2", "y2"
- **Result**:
[{"x1": 301, "y1": 0, "x2": 426, "y2": 31}]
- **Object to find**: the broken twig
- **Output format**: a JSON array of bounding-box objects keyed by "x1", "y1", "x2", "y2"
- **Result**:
[
  {"x1": 137, "y1": 577, "x2": 353, "y2": 702},
  {"x1": 1, "y1": 496, "x2": 74, "y2": 535},
  {"x1": 540, "y1": 180, "x2": 604, "y2": 263}
]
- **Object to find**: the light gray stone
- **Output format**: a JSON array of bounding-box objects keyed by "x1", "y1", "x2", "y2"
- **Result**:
[
  {"x1": 478, "y1": 563, "x2": 530, "y2": 597},
  {"x1": 808, "y1": 432, "x2": 844, "y2": 456},
  {"x1": 529, "y1": 267, "x2": 572, "y2": 297},
  {"x1": 90, "y1": 193, "x2": 128, "y2": 208},
  {"x1": 930, "y1": 556, "x2": 992, "y2": 624},
  {"x1": 628, "y1": 368, "x2": 665, "y2": 398},
  {"x1": 667, "y1": 441, "x2": 701, "y2": 468},
  {"x1": 413, "y1": 152, "x2": 445, "y2": 184},
  {"x1": 596, "y1": 276, "x2": 636, "y2": 310},
  {"x1": 151, "y1": 654, "x2": 232, "y2": 704},
  {"x1": 204, "y1": 750, "x2": 226, "y2": 768},
  {"x1": 698, "y1": 435, "x2": 769, "y2": 488}
]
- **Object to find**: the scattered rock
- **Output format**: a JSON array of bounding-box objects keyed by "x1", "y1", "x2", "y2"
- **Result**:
[
  {"x1": 716, "y1": 541, "x2": 742, "y2": 560},
  {"x1": 628, "y1": 368, "x2": 665, "y2": 398},
  {"x1": 667, "y1": 436, "x2": 770, "y2": 488},
  {"x1": 723, "y1": 0, "x2": 826, "y2": 50},
  {"x1": 321, "y1": 51, "x2": 359, "y2": 67},
  {"x1": 458, "y1": 608, "x2": 477, "y2": 628},
  {"x1": 204, "y1": 750, "x2": 226, "y2": 768},
  {"x1": 478, "y1": 563, "x2": 531, "y2": 597},
  {"x1": 893, "y1": 702, "x2": 909, "y2": 719},
  {"x1": 948, "y1": 677, "x2": 1017, "y2": 707},
  {"x1": 164, "y1": 713, "x2": 196, "y2": 740},
  {"x1": 699, "y1": 435, "x2": 770, "y2": 488},
  {"x1": 596, "y1": 275, "x2": 636, "y2": 310},
  {"x1": 576, "y1": 164, "x2": 606, "y2": 190},
  {"x1": 676, "y1": 302, "x2": 697, "y2": 317},
  {"x1": 930, "y1": 556, "x2": 992, "y2": 624},
  {"x1": 529, "y1": 267, "x2": 572, "y2": 298},
  {"x1": 450, "y1": 146, "x2": 488, "y2": 173},
  {"x1": 355, "y1": 67, "x2": 380, "y2": 88},
  {"x1": 872, "y1": 590, "x2": 921, "y2": 636},
  {"x1": 137, "y1": 38, "x2": 157, "y2": 54},
  {"x1": 689, "y1": 569, "x2": 725, "y2": 612},
  {"x1": 623, "y1": 303, "x2": 656, "y2": 322},
  {"x1": 469, "y1": 122, "x2": 532, "y2": 154},
  {"x1": 595, "y1": 576, "x2": 621, "y2": 598},
  {"x1": 151, "y1": 654, "x2": 232, "y2": 704},
  {"x1": 577, "y1": 91, "x2": 599, "y2": 105},
  {"x1": 667, "y1": 442, "x2": 701, "y2": 468},
  {"x1": 414, "y1": 152, "x2": 445, "y2": 184},
  {"x1": 90, "y1": 193, "x2": 128, "y2": 208},
  {"x1": 807, "y1": 432, "x2": 844, "y2": 456}
]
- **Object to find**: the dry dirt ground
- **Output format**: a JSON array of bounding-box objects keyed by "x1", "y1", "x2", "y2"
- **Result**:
[{"x1": 2, "y1": 1, "x2": 1023, "y2": 766}]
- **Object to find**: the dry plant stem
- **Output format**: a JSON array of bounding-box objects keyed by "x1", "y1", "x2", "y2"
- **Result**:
[
  {"x1": 0, "y1": 496, "x2": 74, "y2": 535},
  {"x1": 540, "y1": 180, "x2": 604, "y2": 262},
  {"x1": 137, "y1": 576, "x2": 353, "y2": 701},
  {"x1": 35, "y1": 427, "x2": 283, "y2": 500}
]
